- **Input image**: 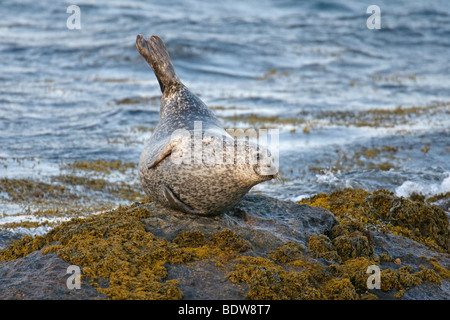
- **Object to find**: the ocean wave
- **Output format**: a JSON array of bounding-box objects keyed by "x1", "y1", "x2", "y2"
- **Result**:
[{"x1": 395, "y1": 173, "x2": 450, "y2": 198}]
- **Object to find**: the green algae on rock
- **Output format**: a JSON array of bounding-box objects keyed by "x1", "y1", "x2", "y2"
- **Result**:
[
  {"x1": 227, "y1": 256, "x2": 323, "y2": 300},
  {"x1": 299, "y1": 188, "x2": 449, "y2": 253},
  {"x1": 2, "y1": 204, "x2": 189, "y2": 299},
  {"x1": 1, "y1": 192, "x2": 449, "y2": 300},
  {"x1": 62, "y1": 159, "x2": 136, "y2": 175},
  {"x1": 1, "y1": 196, "x2": 335, "y2": 300},
  {"x1": 332, "y1": 230, "x2": 374, "y2": 262},
  {"x1": 54, "y1": 174, "x2": 143, "y2": 201},
  {"x1": 220, "y1": 102, "x2": 449, "y2": 131},
  {"x1": 322, "y1": 278, "x2": 358, "y2": 300},
  {"x1": 0, "y1": 159, "x2": 146, "y2": 241},
  {"x1": 1, "y1": 202, "x2": 268, "y2": 299},
  {"x1": 314, "y1": 102, "x2": 450, "y2": 128},
  {"x1": 307, "y1": 234, "x2": 341, "y2": 263},
  {"x1": 0, "y1": 178, "x2": 74, "y2": 203}
]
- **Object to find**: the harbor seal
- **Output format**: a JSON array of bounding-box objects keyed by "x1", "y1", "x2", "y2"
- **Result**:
[{"x1": 135, "y1": 34, "x2": 278, "y2": 216}]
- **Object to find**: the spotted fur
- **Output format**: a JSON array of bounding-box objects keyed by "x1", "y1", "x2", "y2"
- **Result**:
[{"x1": 136, "y1": 34, "x2": 277, "y2": 216}]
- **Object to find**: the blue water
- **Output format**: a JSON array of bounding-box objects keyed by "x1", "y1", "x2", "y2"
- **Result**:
[{"x1": 1, "y1": 0, "x2": 449, "y2": 211}]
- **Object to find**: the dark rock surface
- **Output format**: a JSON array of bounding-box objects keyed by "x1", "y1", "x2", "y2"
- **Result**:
[
  {"x1": 0, "y1": 230, "x2": 27, "y2": 251},
  {"x1": 143, "y1": 194, "x2": 337, "y2": 254},
  {"x1": 0, "y1": 194, "x2": 448, "y2": 300},
  {"x1": 0, "y1": 251, "x2": 105, "y2": 300},
  {"x1": 372, "y1": 231, "x2": 450, "y2": 299}
]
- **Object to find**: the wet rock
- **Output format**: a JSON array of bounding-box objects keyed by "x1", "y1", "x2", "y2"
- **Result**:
[
  {"x1": 0, "y1": 230, "x2": 25, "y2": 250},
  {"x1": 0, "y1": 195, "x2": 336, "y2": 300},
  {"x1": 0, "y1": 193, "x2": 448, "y2": 300},
  {"x1": 142, "y1": 194, "x2": 337, "y2": 254},
  {"x1": 166, "y1": 260, "x2": 247, "y2": 300},
  {"x1": 0, "y1": 251, "x2": 105, "y2": 300},
  {"x1": 371, "y1": 231, "x2": 450, "y2": 300},
  {"x1": 401, "y1": 281, "x2": 450, "y2": 300}
]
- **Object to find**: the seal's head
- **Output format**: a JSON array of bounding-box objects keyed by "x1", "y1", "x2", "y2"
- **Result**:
[
  {"x1": 252, "y1": 146, "x2": 278, "y2": 181},
  {"x1": 233, "y1": 139, "x2": 278, "y2": 184}
]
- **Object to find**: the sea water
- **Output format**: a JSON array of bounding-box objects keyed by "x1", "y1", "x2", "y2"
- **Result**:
[{"x1": 0, "y1": 0, "x2": 449, "y2": 230}]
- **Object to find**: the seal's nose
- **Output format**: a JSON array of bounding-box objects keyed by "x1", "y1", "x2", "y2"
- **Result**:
[{"x1": 253, "y1": 163, "x2": 278, "y2": 180}]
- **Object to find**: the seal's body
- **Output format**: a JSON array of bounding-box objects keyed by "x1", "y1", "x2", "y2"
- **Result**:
[{"x1": 136, "y1": 35, "x2": 277, "y2": 216}]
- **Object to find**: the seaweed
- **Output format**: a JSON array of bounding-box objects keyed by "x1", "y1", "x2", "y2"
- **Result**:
[
  {"x1": 299, "y1": 188, "x2": 449, "y2": 253},
  {"x1": 307, "y1": 235, "x2": 341, "y2": 263},
  {"x1": 227, "y1": 256, "x2": 323, "y2": 300},
  {"x1": 1, "y1": 188, "x2": 449, "y2": 300},
  {"x1": 63, "y1": 159, "x2": 136, "y2": 175}
]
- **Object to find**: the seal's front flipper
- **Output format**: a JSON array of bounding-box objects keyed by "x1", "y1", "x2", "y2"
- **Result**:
[
  {"x1": 142, "y1": 138, "x2": 180, "y2": 170},
  {"x1": 147, "y1": 143, "x2": 174, "y2": 169},
  {"x1": 162, "y1": 184, "x2": 203, "y2": 215},
  {"x1": 136, "y1": 34, "x2": 181, "y2": 95}
]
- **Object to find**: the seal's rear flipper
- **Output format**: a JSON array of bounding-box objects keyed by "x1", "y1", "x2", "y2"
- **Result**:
[
  {"x1": 136, "y1": 34, "x2": 181, "y2": 95},
  {"x1": 162, "y1": 184, "x2": 203, "y2": 215}
]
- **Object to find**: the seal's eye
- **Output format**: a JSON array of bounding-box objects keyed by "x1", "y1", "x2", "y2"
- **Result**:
[{"x1": 256, "y1": 153, "x2": 261, "y2": 161}]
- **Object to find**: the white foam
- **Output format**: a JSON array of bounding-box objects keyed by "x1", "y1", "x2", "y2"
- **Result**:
[
  {"x1": 395, "y1": 173, "x2": 450, "y2": 198},
  {"x1": 290, "y1": 194, "x2": 310, "y2": 202},
  {"x1": 395, "y1": 181, "x2": 426, "y2": 198},
  {"x1": 441, "y1": 174, "x2": 450, "y2": 192},
  {"x1": 316, "y1": 170, "x2": 339, "y2": 185},
  {"x1": 315, "y1": 169, "x2": 353, "y2": 189}
]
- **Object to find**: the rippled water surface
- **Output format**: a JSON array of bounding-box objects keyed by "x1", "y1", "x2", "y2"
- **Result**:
[{"x1": 1, "y1": 0, "x2": 449, "y2": 224}]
